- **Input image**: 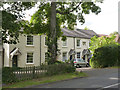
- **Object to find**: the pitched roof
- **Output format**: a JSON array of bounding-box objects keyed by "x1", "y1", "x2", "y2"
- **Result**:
[
  {"x1": 61, "y1": 28, "x2": 98, "y2": 39},
  {"x1": 76, "y1": 29, "x2": 99, "y2": 37},
  {"x1": 98, "y1": 34, "x2": 109, "y2": 37}
]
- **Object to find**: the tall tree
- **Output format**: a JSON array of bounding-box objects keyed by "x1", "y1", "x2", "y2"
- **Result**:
[
  {"x1": 1, "y1": 1, "x2": 102, "y2": 64},
  {"x1": 89, "y1": 35, "x2": 117, "y2": 53}
]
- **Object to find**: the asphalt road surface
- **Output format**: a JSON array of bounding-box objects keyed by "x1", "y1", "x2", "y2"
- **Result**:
[{"x1": 28, "y1": 68, "x2": 119, "y2": 89}]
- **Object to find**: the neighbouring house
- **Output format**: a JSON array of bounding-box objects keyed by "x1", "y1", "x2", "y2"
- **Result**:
[
  {"x1": 114, "y1": 34, "x2": 120, "y2": 43},
  {"x1": 98, "y1": 34, "x2": 120, "y2": 43},
  {"x1": 2, "y1": 28, "x2": 98, "y2": 67},
  {"x1": 98, "y1": 34, "x2": 109, "y2": 37}
]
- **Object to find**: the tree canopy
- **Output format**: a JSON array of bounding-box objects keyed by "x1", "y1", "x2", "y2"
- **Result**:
[
  {"x1": 89, "y1": 35, "x2": 117, "y2": 53},
  {"x1": 1, "y1": 1, "x2": 102, "y2": 43},
  {"x1": 1, "y1": 1, "x2": 103, "y2": 64}
]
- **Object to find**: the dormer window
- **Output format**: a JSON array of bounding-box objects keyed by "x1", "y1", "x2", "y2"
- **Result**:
[{"x1": 83, "y1": 42, "x2": 86, "y2": 46}]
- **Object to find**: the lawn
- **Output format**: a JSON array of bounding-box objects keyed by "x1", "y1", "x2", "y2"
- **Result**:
[{"x1": 3, "y1": 72, "x2": 87, "y2": 88}]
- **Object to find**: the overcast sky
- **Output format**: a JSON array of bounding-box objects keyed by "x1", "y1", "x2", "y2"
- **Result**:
[
  {"x1": 24, "y1": 0, "x2": 120, "y2": 35},
  {"x1": 77, "y1": 0, "x2": 119, "y2": 35}
]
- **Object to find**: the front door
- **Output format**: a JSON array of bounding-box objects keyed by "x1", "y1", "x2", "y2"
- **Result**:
[{"x1": 12, "y1": 55, "x2": 18, "y2": 67}]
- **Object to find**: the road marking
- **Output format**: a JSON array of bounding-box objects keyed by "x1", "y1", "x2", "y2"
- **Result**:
[
  {"x1": 103, "y1": 83, "x2": 120, "y2": 88},
  {"x1": 97, "y1": 83, "x2": 120, "y2": 90}
]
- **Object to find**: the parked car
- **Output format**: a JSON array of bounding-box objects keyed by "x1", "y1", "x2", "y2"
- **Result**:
[{"x1": 73, "y1": 58, "x2": 89, "y2": 68}]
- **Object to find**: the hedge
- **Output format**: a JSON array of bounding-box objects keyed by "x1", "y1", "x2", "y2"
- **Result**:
[
  {"x1": 2, "y1": 63, "x2": 75, "y2": 83},
  {"x1": 90, "y1": 44, "x2": 119, "y2": 68}
]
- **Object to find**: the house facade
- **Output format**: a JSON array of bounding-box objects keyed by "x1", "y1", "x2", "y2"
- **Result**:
[{"x1": 2, "y1": 28, "x2": 98, "y2": 67}]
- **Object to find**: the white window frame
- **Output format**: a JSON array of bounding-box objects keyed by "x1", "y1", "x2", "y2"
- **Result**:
[
  {"x1": 76, "y1": 39, "x2": 81, "y2": 47},
  {"x1": 62, "y1": 52, "x2": 67, "y2": 61},
  {"x1": 26, "y1": 35, "x2": 34, "y2": 46},
  {"x1": 77, "y1": 52, "x2": 81, "y2": 59},
  {"x1": 62, "y1": 39, "x2": 67, "y2": 47},
  {"x1": 88, "y1": 40, "x2": 91, "y2": 48},
  {"x1": 26, "y1": 52, "x2": 34, "y2": 64}
]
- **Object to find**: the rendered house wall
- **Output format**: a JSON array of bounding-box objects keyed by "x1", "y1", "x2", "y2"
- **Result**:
[{"x1": 3, "y1": 34, "x2": 90, "y2": 67}]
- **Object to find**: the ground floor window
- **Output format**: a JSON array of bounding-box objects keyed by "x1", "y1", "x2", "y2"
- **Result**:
[
  {"x1": 77, "y1": 52, "x2": 81, "y2": 59},
  {"x1": 26, "y1": 52, "x2": 33, "y2": 64},
  {"x1": 62, "y1": 52, "x2": 67, "y2": 61}
]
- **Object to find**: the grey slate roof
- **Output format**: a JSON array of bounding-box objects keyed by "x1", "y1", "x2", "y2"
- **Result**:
[{"x1": 61, "y1": 28, "x2": 98, "y2": 39}]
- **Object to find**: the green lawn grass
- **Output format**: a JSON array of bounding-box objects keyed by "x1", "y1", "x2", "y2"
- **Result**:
[{"x1": 3, "y1": 72, "x2": 87, "y2": 88}]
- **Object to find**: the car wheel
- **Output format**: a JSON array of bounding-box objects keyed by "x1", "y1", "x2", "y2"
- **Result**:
[
  {"x1": 86, "y1": 64, "x2": 89, "y2": 67},
  {"x1": 76, "y1": 64, "x2": 80, "y2": 68}
]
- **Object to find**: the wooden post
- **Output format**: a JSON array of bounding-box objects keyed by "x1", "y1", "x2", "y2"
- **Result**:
[{"x1": 32, "y1": 66, "x2": 35, "y2": 79}]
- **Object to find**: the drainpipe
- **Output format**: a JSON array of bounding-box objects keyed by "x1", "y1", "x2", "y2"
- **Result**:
[
  {"x1": 40, "y1": 35, "x2": 41, "y2": 66},
  {"x1": 74, "y1": 37, "x2": 75, "y2": 59},
  {"x1": 74, "y1": 37, "x2": 75, "y2": 50}
]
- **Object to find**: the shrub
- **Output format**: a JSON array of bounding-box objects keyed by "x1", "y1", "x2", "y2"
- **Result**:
[
  {"x1": 90, "y1": 44, "x2": 119, "y2": 68},
  {"x1": 2, "y1": 67, "x2": 19, "y2": 83},
  {"x1": 54, "y1": 60, "x2": 64, "y2": 64},
  {"x1": 2, "y1": 64, "x2": 76, "y2": 83},
  {"x1": 45, "y1": 63, "x2": 76, "y2": 76}
]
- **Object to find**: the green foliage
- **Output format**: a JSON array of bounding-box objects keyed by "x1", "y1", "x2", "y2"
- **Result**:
[
  {"x1": 109, "y1": 31, "x2": 118, "y2": 36},
  {"x1": 1, "y1": 1, "x2": 102, "y2": 44},
  {"x1": 89, "y1": 35, "x2": 117, "y2": 53},
  {"x1": 61, "y1": 36, "x2": 67, "y2": 41},
  {"x1": 2, "y1": 67, "x2": 20, "y2": 83},
  {"x1": 54, "y1": 60, "x2": 64, "y2": 64},
  {"x1": 3, "y1": 64, "x2": 75, "y2": 83},
  {"x1": 1, "y1": 2, "x2": 35, "y2": 44},
  {"x1": 84, "y1": 26, "x2": 89, "y2": 30},
  {"x1": 90, "y1": 44, "x2": 119, "y2": 68},
  {"x1": 1, "y1": 1, "x2": 102, "y2": 64},
  {"x1": 46, "y1": 64, "x2": 76, "y2": 76}
]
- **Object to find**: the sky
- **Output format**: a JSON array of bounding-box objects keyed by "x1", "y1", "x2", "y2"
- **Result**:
[
  {"x1": 24, "y1": 0, "x2": 120, "y2": 35},
  {"x1": 77, "y1": 0, "x2": 119, "y2": 35}
]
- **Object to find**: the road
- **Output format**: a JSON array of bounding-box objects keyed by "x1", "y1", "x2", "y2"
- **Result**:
[{"x1": 29, "y1": 68, "x2": 119, "y2": 89}]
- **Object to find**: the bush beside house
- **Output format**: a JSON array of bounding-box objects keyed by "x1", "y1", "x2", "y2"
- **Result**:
[{"x1": 90, "y1": 44, "x2": 119, "y2": 68}]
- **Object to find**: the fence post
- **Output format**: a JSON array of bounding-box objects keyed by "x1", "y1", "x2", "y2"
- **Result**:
[{"x1": 33, "y1": 66, "x2": 35, "y2": 79}]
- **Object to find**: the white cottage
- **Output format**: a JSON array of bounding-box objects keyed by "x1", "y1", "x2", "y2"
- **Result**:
[{"x1": 2, "y1": 28, "x2": 98, "y2": 67}]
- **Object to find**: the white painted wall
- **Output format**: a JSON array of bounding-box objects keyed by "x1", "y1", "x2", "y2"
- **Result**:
[{"x1": 3, "y1": 34, "x2": 90, "y2": 67}]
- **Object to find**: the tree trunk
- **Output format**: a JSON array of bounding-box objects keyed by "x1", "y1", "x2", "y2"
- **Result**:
[{"x1": 48, "y1": 2, "x2": 57, "y2": 64}]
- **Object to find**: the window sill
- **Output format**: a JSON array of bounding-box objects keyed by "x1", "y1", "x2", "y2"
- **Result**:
[
  {"x1": 76, "y1": 47, "x2": 81, "y2": 49},
  {"x1": 26, "y1": 63, "x2": 34, "y2": 65},
  {"x1": 62, "y1": 46, "x2": 67, "y2": 48},
  {"x1": 44, "y1": 45, "x2": 48, "y2": 47},
  {"x1": 26, "y1": 45, "x2": 34, "y2": 47}
]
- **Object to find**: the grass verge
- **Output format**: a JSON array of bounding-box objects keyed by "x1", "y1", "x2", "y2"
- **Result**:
[{"x1": 3, "y1": 72, "x2": 87, "y2": 88}]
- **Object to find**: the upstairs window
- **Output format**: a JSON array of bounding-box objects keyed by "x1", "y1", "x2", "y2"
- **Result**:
[
  {"x1": 62, "y1": 39, "x2": 67, "y2": 47},
  {"x1": 77, "y1": 39, "x2": 81, "y2": 47},
  {"x1": 27, "y1": 35, "x2": 33, "y2": 45}
]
